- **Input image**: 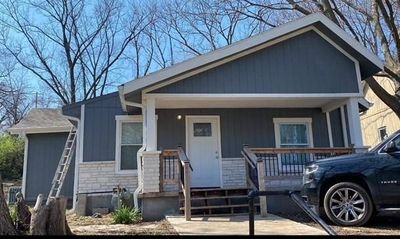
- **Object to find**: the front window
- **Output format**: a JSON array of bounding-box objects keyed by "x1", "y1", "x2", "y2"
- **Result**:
[
  {"x1": 274, "y1": 118, "x2": 313, "y2": 165},
  {"x1": 115, "y1": 116, "x2": 143, "y2": 173}
]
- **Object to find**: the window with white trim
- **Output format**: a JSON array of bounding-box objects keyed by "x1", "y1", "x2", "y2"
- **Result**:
[
  {"x1": 273, "y1": 118, "x2": 313, "y2": 165},
  {"x1": 115, "y1": 116, "x2": 143, "y2": 173}
]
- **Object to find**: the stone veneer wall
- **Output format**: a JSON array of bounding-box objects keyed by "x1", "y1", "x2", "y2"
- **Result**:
[
  {"x1": 78, "y1": 161, "x2": 137, "y2": 193},
  {"x1": 222, "y1": 158, "x2": 247, "y2": 188}
]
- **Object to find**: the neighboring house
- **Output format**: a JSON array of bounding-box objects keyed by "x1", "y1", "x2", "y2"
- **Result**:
[
  {"x1": 361, "y1": 74, "x2": 400, "y2": 148},
  {"x1": 8, "y1": 13, "x2": 383, "y2": 220}
]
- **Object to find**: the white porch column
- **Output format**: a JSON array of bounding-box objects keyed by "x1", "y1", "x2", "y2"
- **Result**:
[
  {"x1": 145, "y1": 97, "x2": 157, "y2": 151},
  {"x1": 346, "y1": 98, "x2": 364, "y2": 151}
]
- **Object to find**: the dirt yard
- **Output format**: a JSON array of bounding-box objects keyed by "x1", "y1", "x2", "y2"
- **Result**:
[
  {"x1": 276, "y1": 211, "x2": 400, "y2": 235},
  {"x1": 67, "y1": 213, "x2": 177, "y2": 235}
]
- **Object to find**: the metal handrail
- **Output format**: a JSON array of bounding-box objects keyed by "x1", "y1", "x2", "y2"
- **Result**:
[{"x1": 247, "y1": 190, "x2": 337, "y2": 236}]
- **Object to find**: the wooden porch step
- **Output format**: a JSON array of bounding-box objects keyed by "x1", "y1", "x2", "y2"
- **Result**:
[{"x1": 180, "y1": 203, "x2": 260, "y2": 211}]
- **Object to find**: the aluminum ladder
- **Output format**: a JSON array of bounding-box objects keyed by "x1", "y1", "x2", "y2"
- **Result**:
[{"x1": 46, "y1": 126, "x2": 77, "y2": 205}]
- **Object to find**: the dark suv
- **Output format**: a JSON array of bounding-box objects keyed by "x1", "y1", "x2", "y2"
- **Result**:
[{"x1": 302, "y1": 130, "x2": 400, "y2": 226}]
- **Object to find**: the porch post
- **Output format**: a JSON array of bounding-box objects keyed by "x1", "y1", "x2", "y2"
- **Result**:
[
  {"x1": 345, "y1": 98, "x2": 365, "y2": 152},
  {"x1": 257, "y1": 159, "x2": 267, "y2": 217},
  {"x1": 145, "y1": 97, "x2": 157, "y2": 151}
]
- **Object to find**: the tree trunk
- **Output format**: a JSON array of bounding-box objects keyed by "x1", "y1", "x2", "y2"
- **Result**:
[
  {"x1": 30, "y1": 195, "x2": 74, "y2": 235},
  {"x1": 365, "y1": 76, "x2": 400, "y2": 118},
  {"x1": 15, "y1": 194, "x2": 31, "y2": 232},
  {"x1": 0, "y1": 176, "x2": 17, "y2": 235}
]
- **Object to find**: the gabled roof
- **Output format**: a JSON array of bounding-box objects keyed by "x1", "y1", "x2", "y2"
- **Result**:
[
  {"x1": 119, "y1": 12, "x2": 383, "y2": 98},
  {"x1": 8, "y1": 108, "x2": 72, "y2": 135}
]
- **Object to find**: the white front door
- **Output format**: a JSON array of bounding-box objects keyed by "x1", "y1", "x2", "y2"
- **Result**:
[{"x1": 186, "y1": 116, "x2": 221, "y2": 188}]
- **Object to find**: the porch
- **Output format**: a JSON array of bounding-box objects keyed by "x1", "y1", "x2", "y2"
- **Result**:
[
  {"x1": 136, "y1": 95, "x2": 366, "y2": 220},
  {"x1": 138, "y1": 146, "x2": 355, "y2": 221}
]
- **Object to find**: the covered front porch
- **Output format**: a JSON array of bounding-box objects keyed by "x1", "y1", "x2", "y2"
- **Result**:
[{"x1": 135, "y1": 94, "x2": 365, "y2": 220}]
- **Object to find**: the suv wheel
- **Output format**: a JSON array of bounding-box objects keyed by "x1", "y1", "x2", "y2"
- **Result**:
[{"x1": 323, "y1": 182, "x2": 373, "y2": 226}]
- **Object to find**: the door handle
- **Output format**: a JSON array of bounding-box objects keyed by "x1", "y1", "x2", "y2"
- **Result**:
[{"x1": 215, "y1": 151, "x2": 219, "y2": 159}]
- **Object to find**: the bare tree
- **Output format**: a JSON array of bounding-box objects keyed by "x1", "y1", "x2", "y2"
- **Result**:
[
  {"x1": 0, "y1": 0, "x2": 153, "y2": 104},
  {"x1": 233, "y1": 0, "x2": 400, "y2": 118}
]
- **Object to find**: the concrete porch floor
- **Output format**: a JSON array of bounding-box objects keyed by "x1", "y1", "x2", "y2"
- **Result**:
[{"x1": 166, "y1": 214, "x2": 327, "y2": 235}]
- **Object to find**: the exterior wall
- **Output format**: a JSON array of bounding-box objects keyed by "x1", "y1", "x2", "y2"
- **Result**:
[
  {"x1": 78, "y1": 161, "x2": 137, "y2": 193},
  {"x1": 361, "y1": 76, "x2": 400, "y2": 148},
  {"x1": 329, "y1": 108, "x2": 345, "y2": 147},
  {"x1": 222, "y1": 158, "x2": 246, "y2": 188},
  {"x1": 151, "y1": 31, "x2": 359, "y2": 94},
  {"x1": 25, "y1": 132, "x2": 74, "y2": 202},
  {"x1": 157, "y1": 108, "x2": 341, "y2": 158},
  {"x1": 83, "y1": 93, "x2": 127, "y2": 162}
]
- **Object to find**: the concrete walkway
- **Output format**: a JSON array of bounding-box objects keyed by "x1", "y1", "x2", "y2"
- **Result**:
[{"x1": 166, "y1": 214, "x2": 327, "y2": 235}]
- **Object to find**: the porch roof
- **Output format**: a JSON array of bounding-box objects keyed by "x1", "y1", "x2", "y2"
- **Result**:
[{"x1": 119, "y1": 12, "x2": 383, "y2": 103}]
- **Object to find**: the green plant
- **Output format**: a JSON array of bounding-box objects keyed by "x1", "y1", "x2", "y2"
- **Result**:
[
  {"x1": 112, "y1": 206, "x2": 142, "y2": 224},
  {"x1": 9, "y1": 205, "x2": 17, "y2": 222},
  {"x1": 0, "y1": 134, "x2": 24, "y2": 181}
]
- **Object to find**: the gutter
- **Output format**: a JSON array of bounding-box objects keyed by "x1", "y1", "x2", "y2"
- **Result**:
[
  {"x1": 119, "y1": 85, "x2": 145, "y2": 210},
  {"x1": 63, "y1": 105, "x2": 84, "y2": 212}
]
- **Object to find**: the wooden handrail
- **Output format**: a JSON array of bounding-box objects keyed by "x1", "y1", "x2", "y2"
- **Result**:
[
  {"x1": 177, "y1": 147, "x2": 193, "y2": 171},
  {"x1": 242, "y1": 146, "x2": 259, "y2": 165}
]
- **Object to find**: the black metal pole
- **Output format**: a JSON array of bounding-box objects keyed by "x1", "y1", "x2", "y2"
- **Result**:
[{"x1": 249, "y1": 197, "x2": 255, "y2": 236}]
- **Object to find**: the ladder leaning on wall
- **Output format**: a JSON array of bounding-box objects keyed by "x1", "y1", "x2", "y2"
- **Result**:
[{"x1": 46, "y1": 126, "x2": 77, "y2": 205}]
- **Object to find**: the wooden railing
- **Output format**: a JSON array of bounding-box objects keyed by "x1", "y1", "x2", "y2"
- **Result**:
[
  {"x1": 241, "y1": 146, "x2": 354, "y2": 217},
  {"x1": 160, "y1": 147, "x2": 193, "y2": 220},
  {"x1": 251, "y1": 147, "x2": 354, "y2": 176}
]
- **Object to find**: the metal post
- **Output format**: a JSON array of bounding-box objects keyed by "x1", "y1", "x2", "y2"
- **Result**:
[{"x1": 248, "y1": 190, "x2": 259, "y2": 236}]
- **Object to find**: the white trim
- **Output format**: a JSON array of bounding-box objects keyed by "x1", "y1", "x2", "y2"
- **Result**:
[
  {"x1": 63, "y1": 106, "x2": 83, "y2": 211},
  {"x1": 21, "y1": 134, "x2": 28, "y2": 197},
  {"x1": 326, "y1": 112, "x2": 333, "y2": 148},
  {"x1": 145, "y1": 93, "x2": 362, "y2": 99},
  {"x1": 122, "y1": 13, "x2": 382, "y2": 95},
  {"x1": 115, "y1": 115, "x2": 143, "y2": 175},
  {"x1": 273, "y1": 118, "x2": 313, "y2": 124},
  {"x1": 8, "y1": 126, "x2": 71, "y2": 135},
  {"x1": 185, "y1": 115, "x2": 223, "y2": 188},
  {"x1": 340, "y1": 106, "x2": 349, "y2": 147},
  {"x1": 321, "y1": 99, "x2": 347, "y2": 113},
  {"x1": 346, "y1": 98, "x2": 364, "y2": 147},
  {"x1": 145, "y1": 97, "x2": 157, "y2": 151}
]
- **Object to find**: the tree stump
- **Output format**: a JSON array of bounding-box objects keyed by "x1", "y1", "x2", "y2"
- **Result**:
[
  {"x1": 0, "y1": 176, "x2": 17, "y2": 235},
  {"x1": 30, "y1": 195, "x2": 74, "y2": 235},
  {"x1": 15, "y1": 193, "x2": 31, "y2": 232}
]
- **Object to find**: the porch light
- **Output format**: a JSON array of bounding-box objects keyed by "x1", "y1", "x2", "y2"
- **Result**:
[{"x1": 177, "y1": 115, "x2": 182, "y2": 120}]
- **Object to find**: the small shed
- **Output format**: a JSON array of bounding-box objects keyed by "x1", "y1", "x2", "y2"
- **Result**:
[{"x1": 8, "y1": 108, "x2": 75, "y2": 203}]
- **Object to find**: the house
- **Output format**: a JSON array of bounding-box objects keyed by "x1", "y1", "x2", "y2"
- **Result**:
[
  {"x1": 8, "y1": 13, "x2": 383, "y2": 220},
  {"x1": 361, "y1": 74, "x2": 400, "y2": 147}
]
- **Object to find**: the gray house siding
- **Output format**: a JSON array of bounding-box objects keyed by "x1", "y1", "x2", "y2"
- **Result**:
[
  {"x1": 83, "y1": 93, "x2": 127, "y2": 162},
  {"x1": 25, "y1": 133, "x2": 74, "y2": 202},
  {"x1": 157, "y1": 108, "x2": 343, "y2": 158},
  {"x1": 329, "y1": 108, "x2": 345, "y2": 147},
  {"x1": 151, "y1": 31, "x2": 359, "y2": 94}
]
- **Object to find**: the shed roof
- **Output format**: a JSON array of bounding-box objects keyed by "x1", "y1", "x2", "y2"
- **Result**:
[{"x1": 8, "y1": 108, "x2": 72, "y2": 135}]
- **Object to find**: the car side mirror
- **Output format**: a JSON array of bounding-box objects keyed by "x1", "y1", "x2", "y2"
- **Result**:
[{"x1": 383, "y1": 141, "x2": 399, "y2": 154}]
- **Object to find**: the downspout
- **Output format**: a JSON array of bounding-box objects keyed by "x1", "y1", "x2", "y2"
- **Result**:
[
  {"x1": 127, "y1": 101, "x2": 145, "y2": 210},
  {"x1": 64, "y1": 105, "x2": 84, "y2": 212},
  {"x1": 119, "y1": 85, "x2": 145, "y2": 210}
]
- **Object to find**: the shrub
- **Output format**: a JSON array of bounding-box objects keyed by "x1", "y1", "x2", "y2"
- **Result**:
[
  {"x1": 0, "y1": 134, "x2": 24, "y2": 181},
  {"x1": 9, "y1": 205, "x2": 17, "y2": 222},
  {"x1": 112, "y1": 206, "x2": 142, "y2": 224}
]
